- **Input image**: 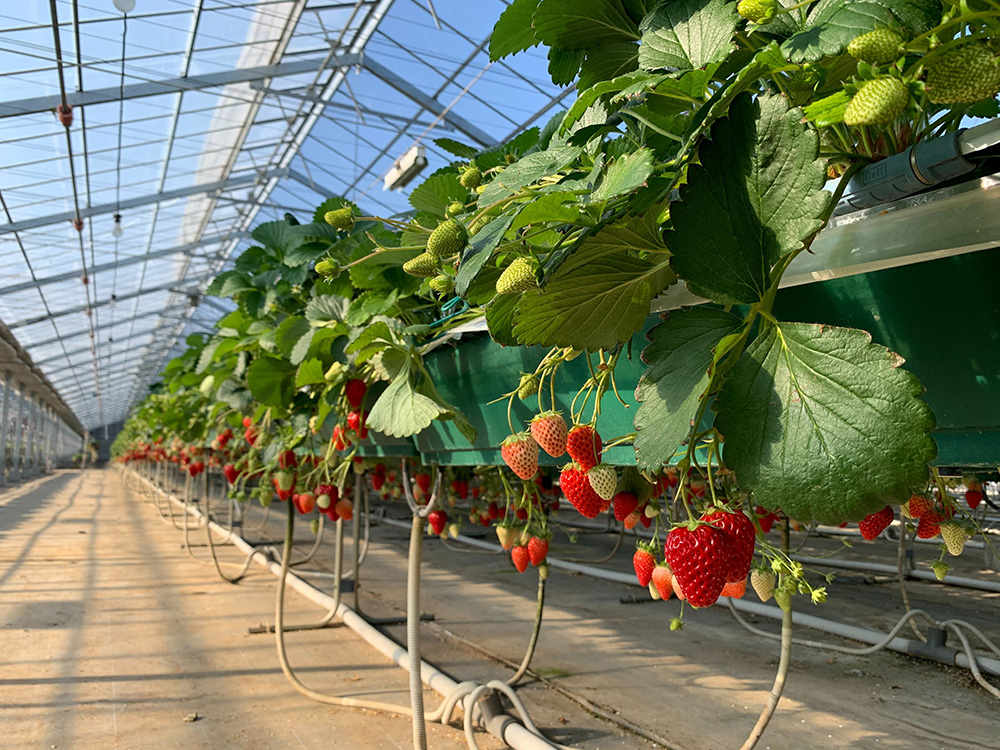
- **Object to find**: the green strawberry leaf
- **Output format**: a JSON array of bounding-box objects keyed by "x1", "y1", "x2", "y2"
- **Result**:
[
  {"x1": 802, "y1": 91, "x2": 850, "y2": 127},
  {"x1": 548, "y1": 47, "x2": 585, "y2": 86},
  {"x1": 434, "y1": 138, "x2": 479, "y2": 159},
  {"x1": 637, "y1": 0, "x2": 740, "y2": 72},
  {"x1": 532, "y1": 0, "x2": 640, "y2": 49},
  {"x1": 592, "y1": 147, "x2": 654, "y2": 201},
  {"x1": 715, "y1": 322, "x2": 937, "y2": 525},
  {"x1": 668, "y1": 93, "x2": 830, "y2": 305},
  {"x1": 295, "y1": 358, "x2": 327, "y2": 388},
  {"x1": 485, "y1": 293, "x2": 519, "y2": 346},
  {"x1": 251, "y1": 220, "x2": 304, "y2": 255},
  {"x1": 490, "y1": 0, "x2": 541, "y2": 61},
  {"x1": 579, "y1": 41, "x2": 640, "y2": 89},
  {"x1": 305, "y1": 294, "x2": 349, "y2": 326},
  {"x1": 246, "y1": 356, "x2": 296, "y2": 407},
  {"x1": 782, "y1": 0, "x2": 942, "y2": 64},
  {"x1": 513, "y1": 245, "x2": 675, "y2": 350},
  {"x1": 478, "y1": 145, "x2": 583, "y2": 207},
  {"x1": 634, "y1": 307, "x2": 743, "y2": 472},
  {"x1": 511, "y1": 192, "x2": 582, "y2": 231},
  {"x1": 456, "y1": 215, "x2": 515, "y2": 298},
  {"x1": 367, "y1": 365, "x2": 444, "y2": 438},
  {"x1": 206, "y1": 271, "x2": 254, "y2": 298},
  {"x1": 275, "y1": 316, "x2": 311, "y2": 359},
  {"x1": 408, "y1": 173, "x2": 468, "y2": 217},
  {"x1": 283, "y1": 241, "x2": 329, "y2": 268}
]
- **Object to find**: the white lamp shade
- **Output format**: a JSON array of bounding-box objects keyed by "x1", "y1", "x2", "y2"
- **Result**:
[{"x1": 112, "y1": 0, "x2": 136, "y2": 13}]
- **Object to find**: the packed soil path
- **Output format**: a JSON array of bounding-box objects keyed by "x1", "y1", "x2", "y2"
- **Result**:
[
  {"x1": 0, "y1": 469, "x2": 503, "y2": 749},
  {"x1": 4, "y1": 467, "x2": 999, "y2": 750}
]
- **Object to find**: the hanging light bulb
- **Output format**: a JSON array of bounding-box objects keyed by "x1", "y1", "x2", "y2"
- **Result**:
[
  {"x1": 112, "y1": 0, "x2": 136, "y2": 12},
  {"x1": 112, "y1": 213, "x2": 124, "y2": 238}
]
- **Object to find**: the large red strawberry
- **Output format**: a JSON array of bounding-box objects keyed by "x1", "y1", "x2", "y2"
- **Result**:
[
  {"x1": 511, "y1": 546, "x2": 530, "y2": 573},
  {"x1": 559, "y1": 464, "x2": 603, "y2": 518},
  {"x1": 858, "y1": 505, "x2": 894, "y2": 540},
  {"x1": 414, "y1": 472, "x2": 431, "y2": 494},
  {"x1": 755, "y1": 505, "x2": 778, "y2": 533},
  {"x1": 701, "y1": 510, "x2": 756, "y2": 582},
  {"x1": 907, "y1": 494, "x2": 933, "y2": 518},
  {"x1": 665, "y1": 522, "x2": 729, "y2": 608},
  {"x1": 917, "y1": 510, "x2": 943, "y2": 539},
  {"x1": 371, "y1": 473, "x2": 385, "y2": 490},
  {"x1": 965, "y1": 487, "x2": 984, "y2": 510},
  {"x1": 242, "y1": 416, "x2": 253, "y2": 428},
  {"x1": 527, "y1": 536, "x2": 549, "y2": 566},
  {"x1": 501, "y1": 432, "x2": 539, "y2": 480},
  {"x1": 566, "y1": 424, "x2": 602, "y2": 472},
  {"x1": 428, "y1": 510, "x2": 448, "y2": 535},
  {"x1": 345, "y1": 378, "x2": 367, "y2": 408},
  {"x1": 223, "y1": 463, "x2": 239, "y2": 484},
  {"x1": 651, "y1": 565, "x2": 673, "y2": 601},
  {"x1": 633, "y1": 544, "x2": 655, "y2": 587},
  {"x1": 530, "y1": 411, "x2": 568, "y2": 458},
  {"x1": 613, "y1": 491, "x2": 639, "y2": 522},
  {"x1": 278, "y1": 449, "x2": 297, "y2": 469},
  {"x1": 296, "y1": 492, "x2": 316, "y2": 514}
]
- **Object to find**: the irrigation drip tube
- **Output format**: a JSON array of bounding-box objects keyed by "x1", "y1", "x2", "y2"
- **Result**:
[
  {"x1": 122, "y1": 466, "x2": 575, "y2": 750},
  {"x1": 378, "y1": 516, "x2": 1000, "y2": 686}
]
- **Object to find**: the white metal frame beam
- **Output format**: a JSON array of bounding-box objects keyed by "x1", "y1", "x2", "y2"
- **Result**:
[{"x1": 0, "y1": 53, "x2": 362, "y2": 118}]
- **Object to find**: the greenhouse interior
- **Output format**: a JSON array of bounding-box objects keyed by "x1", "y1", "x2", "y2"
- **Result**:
[{"x1": 2, "y1": 1, "x2": 1000, "y2": 748}]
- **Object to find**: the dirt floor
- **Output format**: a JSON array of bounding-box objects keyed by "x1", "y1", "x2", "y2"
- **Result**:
[{"x1": 2, "y1": 468, "x2": 999, "y2": 750}]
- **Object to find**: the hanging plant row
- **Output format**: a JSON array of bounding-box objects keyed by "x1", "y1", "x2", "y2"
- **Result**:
[{"x1": 115, "y1": 0, "x2": 999, "y2": 737}]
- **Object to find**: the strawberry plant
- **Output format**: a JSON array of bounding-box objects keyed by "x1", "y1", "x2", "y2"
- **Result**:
[{"x1": 113, "y1": 2, "x2": 1000, "y2": 746}]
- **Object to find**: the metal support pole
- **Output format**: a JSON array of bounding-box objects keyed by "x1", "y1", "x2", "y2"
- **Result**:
[
  {"x1": 0, "y1": 371, "x2": 8, "y2": 487},
  {"x1": 12, "y1": 383, "x2": 23, "y2": 482}
]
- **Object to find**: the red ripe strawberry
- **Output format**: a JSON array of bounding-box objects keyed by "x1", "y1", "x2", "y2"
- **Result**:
[
  {"x1": 244, "y1": 426, "x2": 258, "y2": 446},
  {"x1": 859, "y1": 505, "x2": 894, "y2": 540},
  {"x1": 335, "y1": 497, "x2": 353, "y2": 521},
  {"x1": 371, "y1": 473, "x2": 385, "y2": 490},
  {"x1": 511, "y1": 545, "x2": 530, "y2": 573},
  {"x1": 331, "y1": 425, "x2": 350, "y2": 451},
  {"x1": 297, "y1": 492, "x2": 316, "y2": 514},
  {"x1": 501, "y1": 432, "x2": 539, "y2": 480},
  {"x1": 487, "y1": 500, "x2": 500, "y2": 520},
  {"x1": 243, "y1": 416, "x2": 253, "y2": 428},
  {"x1": 965, "y1": 488, "x2": 984, "y2": 510},
  {"x1": 515, "y1": 507, "x2": 528, "y2": 520},
  {"x1": 456, "y1": 480, "x2": 469, "y2": 499},
  {"x1": 917, "y1": 510, "x2": 943, "y2": 539},
  {"x1": 566, "y1": 424, "x2": 602, "y2": 472},
  {"x1": 323, "y1": 504, "x2": 341, "y2": 522},
  {"x1": 651, "y1": 565, "x2": 673, "y2": 601},
  {"x1": 527, "y1": 536, "x2": 549, "y2": 566},
  {"x1": 530, "y1": 411, "x2": 568, "y2": 458},
  {"x1": 345, "y1": 378, "x2": 367, "y2": 408},
  {"x1": 633, "y1": 545, "x2": 655, "y2": 587},
  {"x1": 277, "y1": 488, "x2": 292, "y2": 501},
  {"x1": 623, "y1": 511, "x2": 640, "y2": 529},
  {"x1": 278, "y1": 449, "x2": 297, "y2": 469},
  {"x1": 908, "y1": 494, "x2": 933, "y2": 517},
  {"x1": 701, "y1": 510, "x2": 756, "y2": 582},
  {"x1": 187, "y1": 463, "x2": 198, "y2": 477},
  {"x1": 559, "y1": 464, "x2": 603, "y2": 519},
  {"x1": 756, "y1": 505, "x2": 778, "y2": 534},
  {"x1": 223, "y1": 464, "x2": 239, "y2": 484},
  {"x1": 721, "y1": 578, "x2": 747, "y2": 599},
  {"x1": 665, "y1": 523, "x2": 730, "y2": 608},
  {"x1": 428, "y1": 510, "x2": 448, "y2": 535},
  {"x1": 613, "y1": 491, "x2": 639, "y2": 521},
  {"x1": 414, "y1": 472, "x2": 431, "y2": 493},
  {"x1": 639, "y1": 513, "x2": 652, "y2": 528}
]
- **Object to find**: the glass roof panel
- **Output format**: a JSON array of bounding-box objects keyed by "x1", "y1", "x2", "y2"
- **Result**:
[{"x1": 0, "y1": 0, "x2": 565, "y2": 429}]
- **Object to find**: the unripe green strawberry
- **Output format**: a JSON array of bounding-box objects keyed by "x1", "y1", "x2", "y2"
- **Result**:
[
  {"x1": 469, "y1": 215, "x2": 490, "y2": 236},
  {"x1": 426, "y1": 219, "x2": 468, "y2": 258},
  {"x1": 843, "y1": 78, "x2": 909, "y2": 126},
  {"x1": 446, "y1": 201, "x2": 465, "y2": 217},
  {"x1": 587, "y1": 464, "x2": 617, "y2": 502},
  {"x1": 774, "y1": 586, "x2": 792, "y2": 612},
  {"x1": 403, "y1": 251, "x2": 438, "y2": 277},
  {"x1": 310, "y1": 518, "x2": 320, "y2": 534},
  {"x1": 737, "y1": 0, "x2": 776, "y2": 24},
  {"x1": 324, "y1": 207, "x2": 354, "y2": 230},
  {"x1": 496, "y1": 257, "x2": 538, "y2": 295},
  {"x1": 940, "y1": 522, "x2": 967, "y2": 556},
  {"x1": 751, "y1": 568, "x2": 775, "y2": 602},
  {"x1": 848, "y1": 28, "x2": 903, "y2": 65},
  {"x1": 429, "y1": 274, "x2": 455, "y2": 294},
  {"x1": 460, "y1": 166, "x2": 482, "y2": 189},
  {"x1": 314, "y1": 259, "x2": 341, "y2": 278},
  {"x1": 926, "y1": 43, "x2": 1000, "y2": 104},
  {"x1": 517, "y1": 373, "x2": 539, "y2": 401},
  {"x1": 931, "y1": 560, "x2": 950, "y2": 581}
]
